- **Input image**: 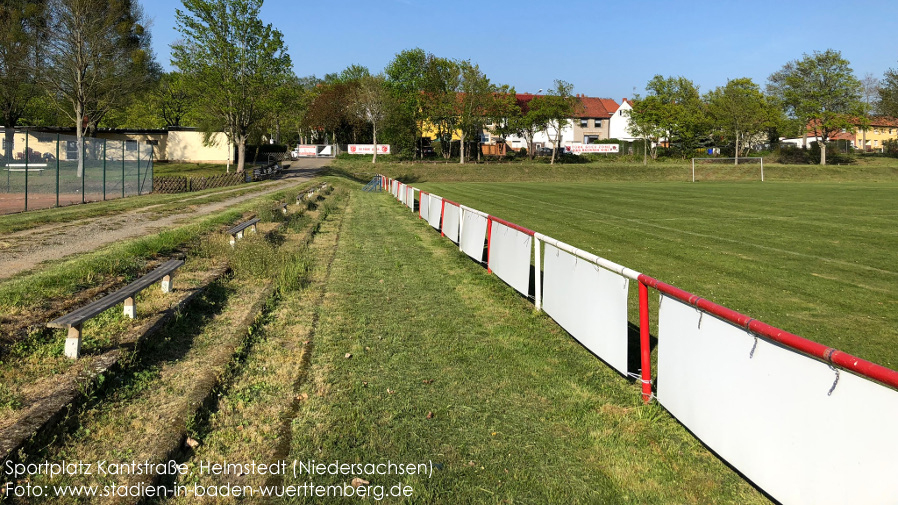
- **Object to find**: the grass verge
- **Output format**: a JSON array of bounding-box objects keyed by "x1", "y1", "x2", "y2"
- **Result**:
[{"x1": 282, "y1": 188, "x2": 768, "y2": 503}]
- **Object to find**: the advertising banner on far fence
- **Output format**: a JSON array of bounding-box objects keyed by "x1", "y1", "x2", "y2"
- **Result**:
[
  {"x1": 420, "y1": 193, "x2": 430, "y2": 221},
  {"x1": 460, "y1": 208, "x2": 488, "y2": 262},
  {"x1": 542, "y1": 243, "x2": 629, "y2": 376},
  {"x1": 487, "y1": 221, "x2": 532, "y2": 297},
  {"x1": 442, "y1": 203, "x2": 461, "y2": 243},
  {"x1": 427, "y1": 196, "x2": 443, "y2": 230},
  {"x1": 564, "y1": 144, "x2": 619, "y2": 155},
  {"x1": 347, "y1": 144, "x2": 391, "y2": 155},
  {"x1": 656, "y1": 295, "x2": 898, "y2": 505},
  {"x1": 295, "y1": 145, "x2": 318, "y2": 157}
]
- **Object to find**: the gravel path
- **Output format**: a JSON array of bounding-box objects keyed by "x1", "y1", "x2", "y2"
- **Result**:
[{"x1": 0, "y1": 160, "x2": 329, "y2": 280}]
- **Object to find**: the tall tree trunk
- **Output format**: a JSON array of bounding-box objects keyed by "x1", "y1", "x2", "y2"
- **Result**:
[
  {"x1": 643, "y1": 137, "x2": 647, "y2": 166},
  {"x1": 459, "y1": 131, "x2": 465, "y2": 164},
  {"x1": 75, "y1": 106, "x2": 84, "y2": 177},
  {"x1": 820, "y1": 141, "x2": 826, "y2": 165},
  {"x1": 372, "y1": 124, "x2": 378, "y2": 164},
  {"x1": 735, "y1": 131, "x2": 740, "y2": 165},
  {"x1": 236, "y1": 136, "x2": 247, "y2": 173}
]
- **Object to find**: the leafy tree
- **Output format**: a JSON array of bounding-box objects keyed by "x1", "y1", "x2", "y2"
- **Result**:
[
  {"x1": 878, "y1": 66, "x2": 898, "y2": 117},
  {"x1": 349, "y1": 74, "x2": 389, "y2": 163},
  {"x1": 42, "y1": 0, "x2": 155, "y2": 175},
  {"x1": 529, "y1": 80, "x2": 578, "y2": 165},
  {"x1": 767, "y1": 49, "x2": 862, "y2": 164},
  {"x1": 456, "y1": 61, "x2": 495, "y2": 164},
  {"x1": 626, "y1": 95, "x2": 667, "y2": 164},
  {"x1": 385, "y1": 48, "x2": 428, "y2": 158},
  {"x1": 422, "y1": 57, "x2": 461, "y2": 159},
  {"x1": 704, "y1": 78, "x2": 776, "y2": 162},
  {"x1": 650, "y1": 75, "x2": 707, "y2": 157},
  {"x1": 0, "y1": 0, "x2": 46, "y2": 161},
  {"x1": 172, "y1": 0, "x2": 291, "y2": 173},
  {"x1": 498, "y1": 95, "x2": 543, "y2": 161}
]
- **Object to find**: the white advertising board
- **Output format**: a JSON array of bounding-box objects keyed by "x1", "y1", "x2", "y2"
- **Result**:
[
  {"x1": 564, "y1": 144, "x2": 619, "y2": 154},
  {"x1": 657, "y1": 294, "x2": 898, "y2": 505},
  {"x1": 419, "y1": 193, "x2": 430, "y2": 221},
  {"x1": 406, "y1": 187, "x2": 415, "y2": 209},
  {"x1": 542, "y1": 243, "x2": 629, "y2": 375},
  {"x1": 427, "y1": 196, "x2": 442, "y2": 230},
  {"x1": 347, "y1": 144, "x2": 391, "y2": 155},
  {"x1": 459, "y1": 209, "x2": 488, "y2": 261},
  {"x1": 442, "y1": 203, "x2": 460, "y2": 243},
  {"x1": 488, "y1": 221, "x2": 532, "y2": 297},
  {"x1": 296, "y1": 145, "x2": 318, "y2": 157}
]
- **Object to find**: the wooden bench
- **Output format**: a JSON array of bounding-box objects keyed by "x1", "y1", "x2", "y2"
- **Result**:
[
  {"x1": 48, "y1": 259, "x2": 185, "y2": 359},
  {"x1": 227, "y1": 218, "x2": 260, "y2": 246}
]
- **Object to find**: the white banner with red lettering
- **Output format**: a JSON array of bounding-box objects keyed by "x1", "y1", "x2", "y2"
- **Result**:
[
  {"x1": 564, "y1": 144, "x2": 619, "y2": 154},
  {"x1": 347, "y1": 144, "x2": 391, "y2": 155},
  {"x1": 542, "y1": 243, "x2": 630, "y2": 376},
  {"x1": 657, "y1": 294, "x2": 898, "y2": 505},
  {"x1": 441, "y1": 202, "x2": 460, "y2": 243},
  {"x1": 296, "y1": 145, "x2": 318, "y2": 157},
  {"x1": 487, "y1": 221, "x2": 532, "y2": 297}
]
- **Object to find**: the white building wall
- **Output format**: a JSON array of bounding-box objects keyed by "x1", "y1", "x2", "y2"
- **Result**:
[{"x1": 609, "y1": 100, "x2": 636, "y2": 141}]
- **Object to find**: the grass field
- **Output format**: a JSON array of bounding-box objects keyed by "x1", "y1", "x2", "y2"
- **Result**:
[{"x1": 405, "y1": 179, "x2": 898, "y2": 370}]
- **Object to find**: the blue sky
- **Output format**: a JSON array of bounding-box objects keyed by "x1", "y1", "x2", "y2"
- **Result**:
[{"x1": 146, "y1": 0, "x2": 898, "y2": 102}]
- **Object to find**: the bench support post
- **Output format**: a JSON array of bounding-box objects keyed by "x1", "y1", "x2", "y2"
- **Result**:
[
  {"x1": 230, "y1": 235, "x2": 236, "y2": 247},
  {"x1": 250, "y1": 224, "x2": 257, "y2": 234},
  {"x1": 65, "y1": 325, "x2": 83, "y2": 359},
  {"x1": 161, "y1": 274, "x2": 172, "y2": 293},
  {"x1": 124, "y1": 296, "x2": 135, "y2": 318}
]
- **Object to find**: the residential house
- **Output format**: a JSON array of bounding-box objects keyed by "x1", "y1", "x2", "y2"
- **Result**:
[
  {"x1": 499, "y1": 94, "x2": 634, "y2": 152},
  {"x1": 856, "y1": 117, "x2": 898, "y2": 152}
]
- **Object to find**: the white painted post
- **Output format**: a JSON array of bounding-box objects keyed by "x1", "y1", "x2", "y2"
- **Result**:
[
  {"x1": 534, "y1": 236, "x2": 542, "y2": 312},
  {"x1": 691, "y1": 158, "x2": 695, "y2": 183},
  {"x1": 124, "y1": 296, "x2": 136, "y2": 318},
  {"x1": 760, "y1": 157, "x2": 764, "y2": 182},
  {"x1": 64, "y1": 325, "x2": 82, "y2": 359},
  {"x1": 161, "y1": 274, "x2": 172, "y2": 293}
]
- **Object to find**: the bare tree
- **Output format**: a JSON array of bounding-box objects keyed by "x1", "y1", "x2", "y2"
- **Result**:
[
  {"x1": 350, "y1": 74, "x2": 389, "y2": 163},
  {"x1": 42, "y1": 0, "x2": 154, "y2": 175},
  {"x1": 860, "y1": 73, "x2": 880, "y2": 151}
]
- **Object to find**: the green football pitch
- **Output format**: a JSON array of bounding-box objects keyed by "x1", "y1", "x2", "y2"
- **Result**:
[{"x1": 414, "y1": 180, "x2": 898, "y2": 370}]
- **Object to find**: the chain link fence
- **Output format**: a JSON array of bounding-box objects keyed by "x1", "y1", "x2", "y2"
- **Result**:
[{"x1": 0, "y1": 129, "x2": 153, "y2": 215}]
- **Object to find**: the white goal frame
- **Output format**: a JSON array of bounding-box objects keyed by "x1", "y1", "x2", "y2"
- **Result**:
[{"x1": 691, "y1": 157, "x2": 764, "y2": 182}]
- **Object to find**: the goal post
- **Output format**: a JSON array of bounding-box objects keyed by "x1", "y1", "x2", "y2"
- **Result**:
[{"x1": 691, "y1": 157, "x2": 764, "y2": 182}]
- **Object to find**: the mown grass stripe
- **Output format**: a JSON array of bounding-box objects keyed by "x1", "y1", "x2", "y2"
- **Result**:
[{"x1": 285, "y1": 189, "x2": 767, "y2": 504}]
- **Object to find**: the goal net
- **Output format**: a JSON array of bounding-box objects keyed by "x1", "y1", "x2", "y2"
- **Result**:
[{"x1": 691, "y1": 157, "x2": 764, "y2": 182}]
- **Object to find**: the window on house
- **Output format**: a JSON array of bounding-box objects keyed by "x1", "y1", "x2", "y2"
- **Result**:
[
  {"x1": 580, "y1": 119, "x2": 588, "y2": 128},
  {"x1": 584, "y1": 135, "x2": 599, "y2": 144},
  {"x1": 146, "y1": 139, "x2": 159, "y2": 146},
  {"x1": 125, "y1": 140, "x2": 138, "y2": 151},
  {"x1": 595, "y1": 119, "x2": 603, "y2": 128}
]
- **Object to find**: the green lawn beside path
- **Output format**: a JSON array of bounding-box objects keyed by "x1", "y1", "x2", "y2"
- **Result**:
[{"x1": 285, "y1": 189, "x2": 769, "y2": 504}]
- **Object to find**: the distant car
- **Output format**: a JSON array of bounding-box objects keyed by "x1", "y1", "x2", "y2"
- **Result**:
[
  {"x1": 538, "y1": 147, "x2": 553, "y2": 156},
  {"x1": 417, "y1": 145, "x2": 435, "y2": 157}
]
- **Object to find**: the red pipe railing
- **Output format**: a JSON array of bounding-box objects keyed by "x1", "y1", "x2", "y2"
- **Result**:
[{"x1": 638, "y1": 274, "x2": 898, "y2": 391}]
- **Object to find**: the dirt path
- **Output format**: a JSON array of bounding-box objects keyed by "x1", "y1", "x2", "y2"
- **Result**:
[{"x1": 0, "y1": 160, "x2": 329, "y2": 280}]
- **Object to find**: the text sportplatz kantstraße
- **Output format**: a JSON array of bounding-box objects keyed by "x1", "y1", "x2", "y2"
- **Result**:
[{"x1": 2, "y1": 459, "x2": 433, "y2": 500}]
